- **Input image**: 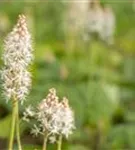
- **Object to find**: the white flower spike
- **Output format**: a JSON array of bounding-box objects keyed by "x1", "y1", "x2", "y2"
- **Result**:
[
  {"x1": 1, "y1": 14, "x2": 33, "y2": 103},
  {"x1": 23, "y1": 88, "x2": 75, "y2": 142}
]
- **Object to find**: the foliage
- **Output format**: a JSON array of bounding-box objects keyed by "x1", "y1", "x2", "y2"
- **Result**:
[{"x1": 0, "y1": 1, "x2": 135, "y2": 149}]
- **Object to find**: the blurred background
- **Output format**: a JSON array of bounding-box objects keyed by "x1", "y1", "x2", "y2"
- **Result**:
[{"x1": 0, "y1": 0, "x2": 135, "y2": 149}]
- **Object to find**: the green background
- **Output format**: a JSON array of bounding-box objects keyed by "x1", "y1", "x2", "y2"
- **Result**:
[{"x1": 0, "y1": 1, "x2": 135, "y2": 150}]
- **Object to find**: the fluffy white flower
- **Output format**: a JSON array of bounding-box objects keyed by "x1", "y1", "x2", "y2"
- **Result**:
[
  {"x1": 37, "y1": 88, "x2": 60, "y2": 135},
  {"x1": 23, "y1": 105, "x2": 35, "y2": 122},
  {"x1": 31, "y1": 124, "x2": 41, "y2": 137},
  {"x1": 1, "y1": 14, "x2": 33, "y2": 102},
  {"x1": 49, "y1": 136, "x2": 56, "y2": 143},
  {"x1": 53, "y1": 97, "x2": 75, "y2": 138},
  {"x1": 23, "y1": 88, "x2": 75, "y2": 142},
  {"x1": 2, "y1": 15, "x2": 33, "y2": 68}
]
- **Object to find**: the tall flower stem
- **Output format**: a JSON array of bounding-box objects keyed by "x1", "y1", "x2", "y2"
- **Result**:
[
  {"x1": 57, "y1": 135, "x2": 62, "y2": 150},
  {"x1": 8, "y1": 98, "x2": 17, "y2": 150},
  {"x1": 16, "y1": 101, "x2": 22, "y2": 150},
  {"x1": 42, "y1": 132, "x2": 48, "y2": 150}
]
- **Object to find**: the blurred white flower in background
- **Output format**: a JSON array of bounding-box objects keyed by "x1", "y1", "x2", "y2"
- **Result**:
[
  {"x1": 100, "y1": 5, "x2": 115, "y2": 45},
  {"x1": 84, "y1": 1, "x2": 115, "y2": 45},
  {"x1": 86, "y1": 2, "x2": 104, "y2": 36}
]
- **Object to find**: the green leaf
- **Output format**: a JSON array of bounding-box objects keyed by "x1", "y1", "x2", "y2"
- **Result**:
[
  {"x1": 0, "y1": 115, "x2": 11, "y2": 138},
  {"x1": 0, "y1": 115, "x2": 27, "y2": 138}
]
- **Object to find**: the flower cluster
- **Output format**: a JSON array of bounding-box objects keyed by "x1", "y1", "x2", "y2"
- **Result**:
[
  {"x1": 53, "y1": 97, "x2": 75, "y2": 138},
  {"x1": 23, "y1": 88, "x2": 75, "y2": 142},
  {"x1": 85, "y1": 2, "x2": 115, "y2": 44},
  {"x1": 1, "y1": 15, "x2": 33, "y2": 103}
]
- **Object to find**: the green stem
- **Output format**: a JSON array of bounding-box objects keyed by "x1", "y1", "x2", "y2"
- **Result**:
[
  {"x1": 42, "y1": 133, "x2": 48, "y2": 150},
  {"x1": 16, "y1": 101, "x2": 22, "y2": 150},
  {"x1": 8, "y1": 99, "x2": 17, "y2": 150},
  {"x1": 57, "y1": 135, "x2": 62, "y2": 150}
]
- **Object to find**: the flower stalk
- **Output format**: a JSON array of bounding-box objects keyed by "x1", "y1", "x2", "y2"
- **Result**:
[
  {"x1": 8, "y1": 98, "x2": 17, "y2": 150},
  {"x1": 42, "y1": 132, "x2": 48, "y2": 150},
  {"x1": 16, "y1": 101, "x2": 22, "y2": 150},
  {"x1": 57, "y1": 135, "x2": 62, "y2": 150}
]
